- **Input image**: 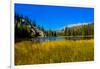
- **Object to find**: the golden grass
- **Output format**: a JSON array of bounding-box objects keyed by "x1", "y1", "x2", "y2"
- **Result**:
[{"x1": 15, "y1": 40, "x2": 94, "y2": 65}]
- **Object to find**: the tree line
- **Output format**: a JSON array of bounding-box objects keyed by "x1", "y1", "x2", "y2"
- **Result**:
[
  {"x1": 45, "y1": 23, "x2": 94, "y2": 37},
  {"x1": 55, "y1": 23, "x2": 94, "y2": 37}
]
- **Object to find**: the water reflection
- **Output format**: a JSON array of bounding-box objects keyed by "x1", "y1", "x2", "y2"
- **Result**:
[{"x1": 64, "y1": 36, "x2": 93, "y2": 40}]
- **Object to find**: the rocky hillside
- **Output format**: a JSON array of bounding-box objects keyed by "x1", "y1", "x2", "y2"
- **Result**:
[{"x1": 15, "y1": 14, "x2": 45, "y2": 39}]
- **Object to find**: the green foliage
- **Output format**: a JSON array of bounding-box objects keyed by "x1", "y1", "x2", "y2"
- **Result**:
[
  {"x1": 45, "y1": 30, "x2": 57, "y2": 37},
  {"x1": 15, "y1": 14, "x2": 31, "y2": 38},
  {"x1": 64, "y1": 23, "x2": 94, "y2": 37}
]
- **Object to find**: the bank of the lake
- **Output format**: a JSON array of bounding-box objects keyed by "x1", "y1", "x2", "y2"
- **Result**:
[{"x1": 15, "y1": 39, "x2": 94, "y2": 65}]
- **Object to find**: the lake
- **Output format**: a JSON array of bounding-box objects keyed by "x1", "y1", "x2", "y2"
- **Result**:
[{"x1": 32, "y1": 36, "x2": 93, "y2": 42}]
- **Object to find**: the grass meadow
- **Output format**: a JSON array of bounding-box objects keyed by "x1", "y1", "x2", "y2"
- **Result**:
[{"x1": 15, "y1": 40, "x2": 94, "y2": 65}]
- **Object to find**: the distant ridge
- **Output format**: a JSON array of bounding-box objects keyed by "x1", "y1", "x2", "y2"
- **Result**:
[
  {"x1": 57, "y1": 22, "x2": 93, "y2": 32},
  {"x1": 67, "y1": 23, "x2": 90, "y2": 27}
]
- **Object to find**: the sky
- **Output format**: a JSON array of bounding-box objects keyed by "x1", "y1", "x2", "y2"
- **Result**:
[{"x1": 15, "y1": 3, "x2": 94, "y2": 31}]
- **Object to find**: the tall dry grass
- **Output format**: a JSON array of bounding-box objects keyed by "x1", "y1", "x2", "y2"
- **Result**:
[{"x1": 15, "y1": 40, "x2": 94, "y2": 65}]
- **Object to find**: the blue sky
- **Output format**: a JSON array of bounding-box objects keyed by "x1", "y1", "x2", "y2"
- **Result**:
[{"x1": 15, "y1": 3, "x2": 94, "y2": 31}]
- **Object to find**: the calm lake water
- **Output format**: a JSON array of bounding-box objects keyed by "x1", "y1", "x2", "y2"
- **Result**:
[{"x1": 32, "y1": 36, "x2": 93, "y2": 42}]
